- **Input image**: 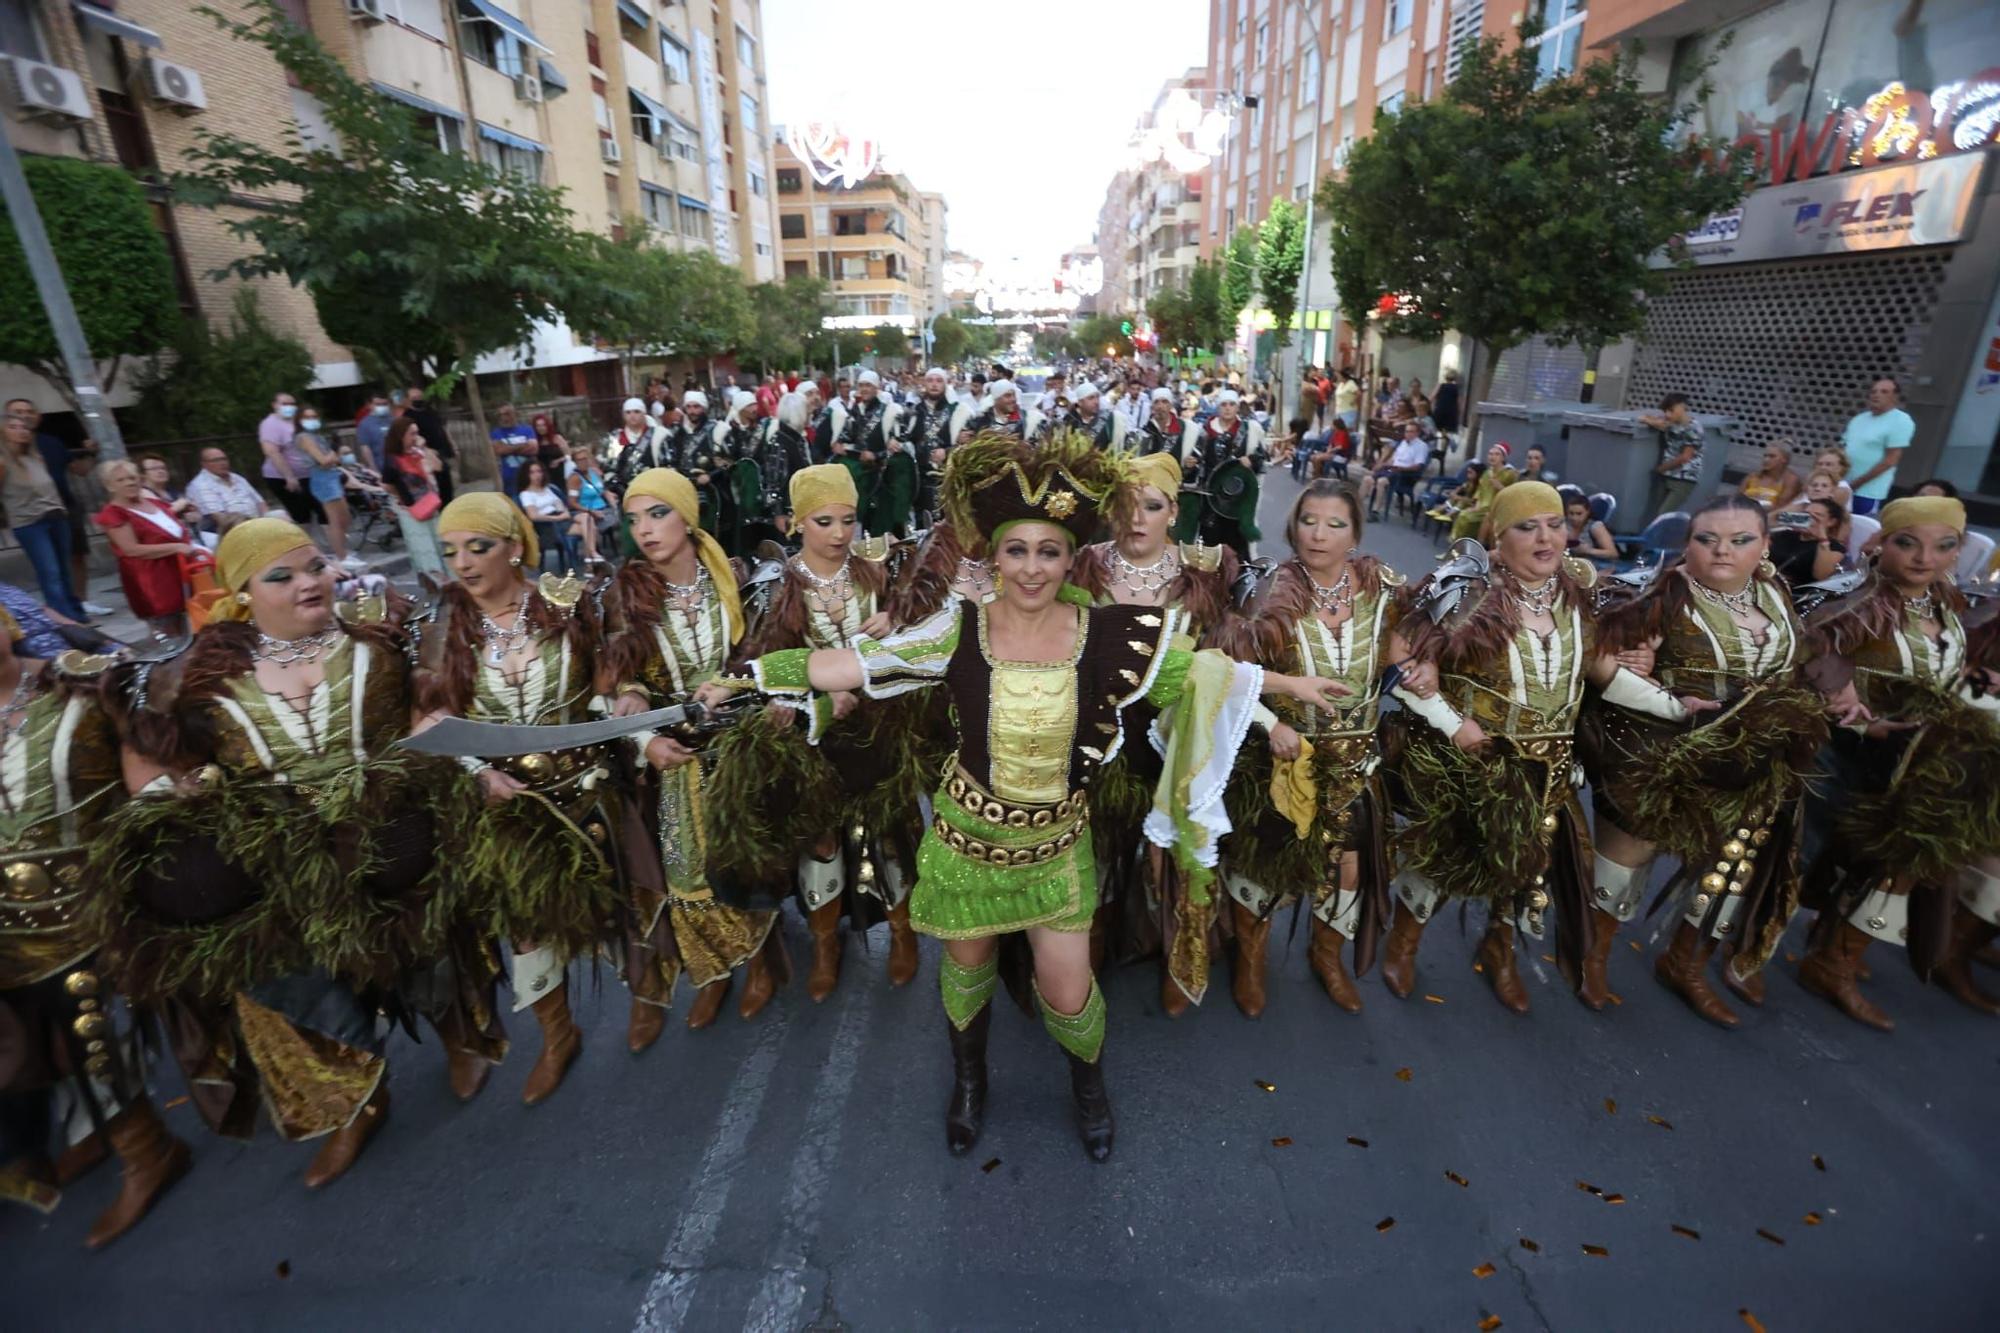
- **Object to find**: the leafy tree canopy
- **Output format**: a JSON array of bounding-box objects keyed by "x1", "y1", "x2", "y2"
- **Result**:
[
  {"x1": 1256, "y1": 198, "x2": 1307, "y2": 352},
  {"x1": 130, "y1": 287, "x2": 314, "y2": 442}
]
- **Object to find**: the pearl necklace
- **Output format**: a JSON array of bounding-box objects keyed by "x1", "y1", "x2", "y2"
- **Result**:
[
  {"x1": 1513, "y1": 575, "x2": 1559, "y2": 617},
  {"x1": 793, "y1": 554, "x2": 854, "y2": 618},
  {"x1": 252, "y1": 628, "x2": 340, "y2": 665},
  {"x1": 1304, "y1": 564, "x2": 1353, "y2": 614},
  {"x1": 1109, "y1": 544, "x2": 1180, "y2": 598},
  {"x1": 476, "y1": 588, "x2": 534, "y2": 666},
  {"x1": 1904, "y1": 589, "x2": 1937, "y2": 621},
  {"x1": 1690, "y1": 576, "x2": 1758, "y2": 618}
]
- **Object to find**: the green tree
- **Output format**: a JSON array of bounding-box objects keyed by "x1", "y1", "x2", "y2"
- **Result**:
[
  {"x1": 1317, "y1": 17, "x2": 1753, "y2": 416},
  {"x1": 1256, "y1": 199, "x2": 1307, "y2": 353},
  {"x1": 1031, "y1": 326, "x2": 1078, "y2": 363},
  {"x1": 130, "y1": 288, "x2": 314, "y2": 442},
  {"x1": 1221, "y1": 226, "x2": 1258, "y2": 327},
  {"x1": 743, "y1": 274, "x2": 830, "y2": 373},
  {"x1": 0, "y1": 156, "x2": 179, "y2": 417},
  {"x1": 928, "y1": 312, "x2": 971, "y2": 366},
  {"x1": 174, "y1": 1, "x2": 618, "y2": 475},
  {"x1": 580, "y1": 233, "x2": 752, "y2": 388},
  {"x1": 1146, "y1": 287, "x2": 1195, "y2": 357},
  {"x1": 1071, "y1": 313, "x2": 1132, "y2": 358},
  {"x1": 869, "y1": 323, "x2": 911, "y2": 362},
  {"x1": 1187, "y1": 259, "x2": 1227, "y2": 352}
]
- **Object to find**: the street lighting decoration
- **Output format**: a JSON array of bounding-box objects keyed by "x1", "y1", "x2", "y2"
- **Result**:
[
  {"x1": 795, "y1": 123, "x2": 883, "y2": 188},
  {"x1": 1132, "y1": 88, "x2": 1231, "y2": 173}
]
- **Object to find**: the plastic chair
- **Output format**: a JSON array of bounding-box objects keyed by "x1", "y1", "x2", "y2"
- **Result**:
[
  {"x1": 1957, "y1": 530, "x2": 1995, "y2": 585},
  {"x1": 1844, "y1": 513, "x2": 1881, "y2": 565},
  {"x1": 1615, "y1": 511, "x2": 1689, "y2": 571},
  {"x1": 1415, "y1": 463, "x2": 1475, "y2": 539},
  {"x1": 1587, "y1": 492, "x2": 1618, "y2": 528}
]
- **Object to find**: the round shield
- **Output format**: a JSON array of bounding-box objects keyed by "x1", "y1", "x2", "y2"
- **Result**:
[{"x1": 1207, "y1": 460, "x2": 1260, "y2": 521}]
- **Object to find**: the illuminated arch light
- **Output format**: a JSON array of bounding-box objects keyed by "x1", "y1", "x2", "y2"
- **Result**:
[
  {"x1": 1134, "y1": 89, "x2": 1231, "y2": 173},
  {"x1": 796, "y1": 123, "x2": 884, "y2": 188}
]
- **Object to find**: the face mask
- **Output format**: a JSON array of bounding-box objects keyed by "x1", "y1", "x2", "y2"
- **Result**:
[
  {"x1": 339, "y1": 450, "x2": 357, "y2": 466},
  {"x1": 278, "y1": 404, "x2": 297, "y2": 420},
  {"x1": 301, "y1": 418, "x2": 322, "y2": 433},
  {"x1": 371, "y1": 404, "x2": 391, "y2": 417}
]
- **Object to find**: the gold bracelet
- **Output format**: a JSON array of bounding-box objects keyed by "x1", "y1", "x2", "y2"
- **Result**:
[
  {"x1": 616, "y1": 682, "x2": 650, "y2": 702},
  {"x1": 709, "y1": 673, "x2": 758, "y2": 693}
]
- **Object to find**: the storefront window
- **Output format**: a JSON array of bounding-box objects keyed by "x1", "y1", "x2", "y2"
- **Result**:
[{"x1": 1670, "y1": 0, "x2": 1828, "y2": 143}]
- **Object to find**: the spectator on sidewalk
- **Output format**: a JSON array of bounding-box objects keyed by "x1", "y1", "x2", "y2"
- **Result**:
[
  {"x1": 531, "y1": 412, "x2": 571, "y2": 480},
  {"x1": 1, "y1": 412, "x2": 92, "y2": 622},
  {"x1": 1367, "y1": 420, "x2": 1433, "y2": 521},
  {"x1": 1808, "y1": 447, "x2": 1855, "y2": 507},
  {"x1": 1840, "y1": 377, "x2": 1913, "y2": 516},
  {"x1": 138, "y1": 454, "x2": 201, "y2": 528},
  {"x1": 355, "y1": 394, "x2": 394, "y2": 472},
  {"x1": 1564, "y1": 493, "x2": 1618, "y2": 564},
  {"x1": 258, "y1": 390, "x2": 323, "y2": 526},
  {"x1": 1639, "y1": 392, "x2": 1704, "y2": 519},
  {"x1": 565, "y1": 444, "x2": 616, "y2": 569},
  {"x1": 381, "y1": 415, "x2": 444, "y2": 578},
  {"x1": 0, "y1": 579, "x2": 117, "y2": 658},
  {"x1": 489, "y1": 403, "x2": 538, "y2": 495},
  {"x1": 516, "y1": 460, "x2": 578, "y2": 573},
  {"x1": 1740, "y1": 441, "x2": 1805, "y2": 509},
  {"x1": 1768, "y1": 500, "x2": 1848, "y2": 586},
  {"x1": 1516, "y1": 445, "x2": 1553, "y2": 485},
  {"x1": 404, "y1": 385, "x2": 454, "y2": 503},
  {"x1": 1332, "y1": 370, "x2": 1361, "y2": 432},
  {"x1": 93, "y1": 458, "x2": 204, "y2": 638},
  {"x1": 290, "y1": 408, "x2": 355, "y2": 563},
  {"x1": 5, "y1": 396, "x2": 106, "y2": 616},
  {"x1": 185, "y1": 446, "x2": 268, "y2": 536}
]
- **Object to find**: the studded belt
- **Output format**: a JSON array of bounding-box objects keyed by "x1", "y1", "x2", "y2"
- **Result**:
[{"x1": 934, "y1": 769, "x2": 1088, "y2": 867}]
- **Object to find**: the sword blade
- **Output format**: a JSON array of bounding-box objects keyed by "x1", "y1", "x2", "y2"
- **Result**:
[{"x1": 396, "y1": 705, "x2": 696, "y2": 759}]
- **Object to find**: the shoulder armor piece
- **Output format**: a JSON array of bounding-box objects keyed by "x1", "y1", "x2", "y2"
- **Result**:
[
  {"x1": 1590, "y1": 562, "x2": 1657, "y2": 613},
  {"x1": 853, "y1": 534, "x2": 892, "y2": 563},
  {"x1": 1232, "y1": 556, "x2": 1278, "y2": 610},
  {"x1": 537, "y1": 572, "x2": 584, "y2": 615},
  {"x1": 1377, "y1": 564, "x2": 1408, "y2": 589},
  {"x1": 1562, "y1": 554, "x2": 1598, "y2": 588},
  {"x1": 1412, "y1": 538, "x2": 1493, "y2": 627},
  {"x1": 52, "y1": 648, "x2": 118, "y2": 681},
  {"x1": 1793, "y1": 568, "x2": 1869, "y2": 621},
  {"x1": 744, "y1": 557, "x2": 786, "y2": 592},
  {"x1": 1178, "y1": 541, "x2": 1223, "y2": 574},
  {"x1": 334, "y1": 593, "x2": 388, "y2": 625}
]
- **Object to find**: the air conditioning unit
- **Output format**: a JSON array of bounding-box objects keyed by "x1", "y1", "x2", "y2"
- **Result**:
[
  {"x1": 513, "y1": 72, "x2": 544, "y2": 104},
  {"x1": 868, "y1": 250, "x2": 884, "y2": 261},
  {"x1": 655, "y1": 137, "x2": 674, "y2": 162},
  {"x1": 143, "y1": 58, "x2": 207, "y2": 113},
  {"x1": 347, "y1": 0, "x2": 386, "y2": 22},
  {"x1": 600, "y1": 135, "x2": 623, "y2": 164},
  {"x1": 662, "y1": 65, "x2": 682, "y2": 86},
  {"x1": 1, "y1": 57, "x2": 93, "y2": 123}
]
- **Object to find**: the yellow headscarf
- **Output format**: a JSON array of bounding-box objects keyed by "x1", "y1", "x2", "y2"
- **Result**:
[
  {"x1": 1126, "y1": 451, "x2": 1182, "y2": 500},
  {"x1": 1486, "y1": 480, "x2": 1564, "y2": 539},
  {"x1": 1879, "y1": 495, "x2": 1966, "y2": 536},
  {"x1": 789, "y1": 463, "x2": 858, "y2": 523},
  {"x1": 624, "y1": 468, "x2": 744, "y2": 645},
  {"x1": 211, "y1": 517, "x2": 315, "y2": 623},
  {"x1": 438, "y1": 492, "x2": 539, "y2": 570}
]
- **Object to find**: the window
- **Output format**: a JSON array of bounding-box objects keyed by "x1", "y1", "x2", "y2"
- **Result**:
[
  {"x1": 885, "y1": 253, "x2": 900, "y2": 279},
  {"x1": 1255, "y1": 19, "x2": 1268, "y2": 63},
  {"x1": 416, "y1": 112, "x2": 464, "y2": 155},
  {"x1": 838, "y1": 256, "x2": 868, "y2": 280},
  {"x1": 0, "y1": 0, "x2": 43, "y2": 57},
  {"x1": 777, "y1": 167, "x2": 802, "y2": 193},
  {"x1": 659, "y1": 34, "x2": 691, "y2": 84},
  {"x1": 1384, "y1": 0, "x2": 1412, "y2": 39},
  {"x1": 593, "y1": 92, "x2": 613, "y2": 132},
  {"x1": 749, "y1": 169, "x2": 767, "y2": 198},
  {"x1": 670, "y1": 128, "x2": 698, "y2": 163},
  {"x1": 738, "y1": 91, "x2": 759, "y2": 139},
  {"x1": 679, "y1": 201, "x2": 705, "y2": 236},
  {"x1": 386, "y1": 0, "x2": 447, "y2": 40},
  {"x1": 834, "y1": 211, "x2": 868, "y2": 236},
  {"x1": 784, "y1": 259, "x2": 808, "y2": 278},
  {"x1": 457, "y1": 4, "x2": 527, "y2": 76},
  {"x1": 780, "y1": 213, "x2": 806, "y2": 239},
  {"x1": 1225, "y1": 206, "x2": 1235, "y2": 234},
  {"x1": 735, "y1": 26, "x2": 756, "y2": 70},
  {"x1": 1377, "y1": 89, "x2": 1405, "y2": 118},
  {"x1": 629, "y1": 93, "x2": 661, "y2": 146},
  {"x1": 1298, "y1": 46, "x2": 1321, "y2": 110},
  {"x1": 478, "y1": 136, "x2": 543, "y2": 183},
  {"x1": 642, "y1": 188, "x2": 675, "y2": 230},
  {"x1": 1531, "y1": 0, "x2": 1586, "y2": 82},
  {"x1": 754, "y1": 240, "x2": 772, "y2": 257}
]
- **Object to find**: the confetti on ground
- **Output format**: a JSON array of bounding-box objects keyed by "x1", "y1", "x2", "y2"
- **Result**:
[
  {"x1": 1604, "y1": 1098, "x2": 1617, "y2": 1114},
  {"x1": 1518, "y1": 1238, "x2": 1540, "y2": 1253},
  {"x1": 1255, "y1": 1079, "x2": 1277, "y2": 1093},
  {"x1": 1395, "y1": 1067, "x2": 1414, "y2": 1082},
  {"x1": 1346, "y1": 1137, "x2": 1369, "y2": 1148},
  {"x1": 1740, "y1": 1310, "x2": 1767, "y2": 1333},
  {"x1": 1472, "y1": 1262, "x2": 1497, "y2": 1279},
  {"x1": 1581, "y1": 1244, "x2": 1610, "y2": 1257},
  {"x1": 163, "y1": 1095, "x2": 189, "y2": 1110},
  {"x1": 1629, "y1": 940, "x2": 1642, "y2": 952},
  {"x1": 1578, "y1": 1181, "x2": 1604, "y2": 1197},
  {"x1": 275, "y1": 1261, "x2": 291, "y2": 1279},
  {"x1": 1671, "y1": 1224, "x2": 1701, "y2": 1241},
  {"x1": 1445, "y1": 1170, "x2": 1470, "y2": 1188},
  {"x1": 1608, "y1": 993, "x2": 1624, "y2": 1006},
  {"x1": 1647, "y1": 1115, "x2": 1675, "y2": 1131},
  {"x1": 1604, "y1": 1193, "x2": 1627, "y2": 1205},
  {"x1": 1785, "y1": 950, "x2": 1799, "y2": 963},
  {"x1": 1812, "y1": 1154, "x2": 1827, "y2": 1172},
  {"x1": 1804, "y1": 1212, "x2": 1823, "y2": 1226},
  {"x1": 1425, "y1": 994, "x2": 1446, "y2": 1004},
  {"x1": 1541, "y1": 953, "x2": 1556, "y2": 963},
  {"x1": 1479, "y1": 1316, "x2": 1504, "y2": 1331},
  {"x1": 981, "y1": 1158, "x2": 1002, "y2": 1174},
  {"x1": 1271, "y1": 1137, "x2": 1293, "y2": 1148},
  {"x1": 1756, "y1": 1228, "x2": 1786, "y2": 1246},
  {"x1": 1376, "y1": 1216, "x2": 1397, "y2": 1232}
]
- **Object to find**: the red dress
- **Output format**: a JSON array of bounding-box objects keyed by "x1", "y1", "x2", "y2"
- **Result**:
[{"x1": 93, "y1": 501, "x2": 192, "y2": 618}]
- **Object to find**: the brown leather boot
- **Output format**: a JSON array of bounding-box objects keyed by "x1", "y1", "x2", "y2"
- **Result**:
[
  {"x1": 1379, "y1": 903, "x2": 1425, "y2": 1000},
  {"x1": 1720, "y1": 945, "x2": 1767, "y2": 1007},
  {"x1": 805, "y1": 900, "x2": 844, "y2": 1002},
  {"x1": 1654, "y1": 921, "x2": 1739, "y2": 1028},
  {"x1": 520, "y1": 985, "x2": 582, "y2": 1107},
  {"x1": 627, "y1": 998, "x2": 666, "y2": 1053},
  {"x1": 738, "y1": 941, "x2": 778, "y2": 1021},
  {"x1": 1935, "y1": 904, "x2": 2000, "y2": 1016},
  {"x1": 1577, "y1": 910, "x2": 1620, "y2": 1011},
  {"x1": 445, "y1": 1046, "x2": 491, "y2": 1103},
  {"x1": 1798, "y1": 919, "x2": 1893, "y2": 1032},
  {"x1": 302, "y1": 1083, "x2": 388, "y2": 1190},
  {"x1": 886, "y1": 900, "x2": 920, "y2": 988},
  {"x1": 1476, "y1": 921, "x2": 1530, "y2": 1014},
  {"x1": 83, "y1": 1100, "x2": 191, "y2": 1249},
  {"x1": 1229, "y1": 900, "x2": 1272, "y2": 1019},
  {"x1": 1308, "y1": 917, "x2": 1363, "y2": 1014},
  {"x1": 685, "y1": 976, "x2": 731, "y2": 1030}
]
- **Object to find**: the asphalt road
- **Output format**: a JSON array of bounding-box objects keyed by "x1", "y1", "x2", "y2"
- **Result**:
[{"x1": 7, "y1": 470, "x2": 1998, "y2": 1331}]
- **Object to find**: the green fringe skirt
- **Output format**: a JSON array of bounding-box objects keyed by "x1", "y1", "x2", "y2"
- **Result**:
[{"x1": 910, "y1": 783, "x2": 1096, "y2": 940}]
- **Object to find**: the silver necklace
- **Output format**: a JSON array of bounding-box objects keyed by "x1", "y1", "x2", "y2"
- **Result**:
[
  {"x1": 956, "y1": 557, "x2": 994, "y2": 599},
  {"x1": 0, "y1": 676, "x2": 37, "y2": 738},
  {"x1": 1110, "y1": 544, "x2": 1180, "y2": 597},
  {"x1": 252, "y1": 628, "x2": 339, "y2": 665},
  {"x1": 1304, "y1": 564, "x2": 1353, "y2": 614},
  {"x1": 664, "y1": 567, "x2": 709, "y2": 629},
  {"x1": 477, "y1": 588, "x2": 533, "y2": 666},
  {"x1": 1905, "y1": 589, "x2": 1937, "y2": 621},
  {"x1": 1514, "y1": 575, "x2": 1559, "y2": 617},
  {"x1": 1690, "y1": 576, "x2": 1758, "y2": 617},
  {"x1": 793, "y1": 554, "x2": 853, "y2": 616}
]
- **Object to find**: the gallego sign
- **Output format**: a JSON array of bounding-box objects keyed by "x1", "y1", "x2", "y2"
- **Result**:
[{"x1": 1674, "y1": 151, "x2": 1985, "y2": 267}]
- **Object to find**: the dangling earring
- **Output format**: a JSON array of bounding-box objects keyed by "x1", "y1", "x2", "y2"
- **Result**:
[
  {"x1": 509, "y1": 555, "x2": 523, "y2": 568},
  {"x1": 1756, "y1": 557, "x2": 1777, "y2": 580},
  {"x1": 235, "y1": 592, "x2": 250, "y2": 607}
]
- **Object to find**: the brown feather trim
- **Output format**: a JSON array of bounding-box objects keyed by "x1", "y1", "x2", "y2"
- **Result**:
[
  {"x1": 605, "y1": 561, "x2": 669, "y2": 687},
  {"x1": 1401, "y1": 561, "x2": 1593, "y2": 671},
  {"x1": 1070, "y1": 543, "x2": 1111, "y2": 600},
  {"x1": 890, "y1": 521, "x2": 967, "y2": 625},
  {"x1": 1807, "y1": 573, "x2": 1968, "y2": 664},
  {"x1": 1217, "y1": 556, "x2": 1389, "y2": 669},
  {"x1": 736, "y1": 556, "x2": 887, "y2": 661}
]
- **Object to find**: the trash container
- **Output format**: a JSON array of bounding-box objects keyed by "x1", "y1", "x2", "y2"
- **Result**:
[
  {"x1": 1560, "y1": 410, "x2": 1741, "y2": 534},
  {"x1": 1471, "y1": 400, "x2": 1590, "y2": 479}
]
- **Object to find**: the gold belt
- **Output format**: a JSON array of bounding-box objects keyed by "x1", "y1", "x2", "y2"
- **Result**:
[
  {"x1": 942, "y1": 767, "x2": 1086, "y2": 829},
  {"x1": 496, "y1": 746, "x2": 608, "y2": 791},
  {"x1": 935, "y1": 768, "x2": 1088, "y2": 867}
]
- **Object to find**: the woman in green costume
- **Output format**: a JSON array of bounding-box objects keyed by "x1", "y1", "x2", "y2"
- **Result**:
[{"x1": 710, "y1": 435, "x2": 1345, "y2": 1162}]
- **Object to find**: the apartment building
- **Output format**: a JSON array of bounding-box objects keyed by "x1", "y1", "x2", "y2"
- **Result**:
[
  {"x1": 772, "y1": 131, "x2": 948, "y2": 336},
  {"x1": 0, "y1": 0, "x2": 782, "y2": 403}
]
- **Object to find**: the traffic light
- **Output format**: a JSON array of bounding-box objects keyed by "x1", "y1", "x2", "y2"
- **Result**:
[{"x1": 1119, "y1": 320, "x2": 1133, "y2": 335}]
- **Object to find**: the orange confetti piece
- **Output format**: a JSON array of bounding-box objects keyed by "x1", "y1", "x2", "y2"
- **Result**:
[
  {"x1": 1604, "y1": 1193, "x2": 1627, "y2": 1205},
  {"x1": 1647, "y1": 1115, "x2": 1675, "y2": 1130},
  {"x1": 1425, "y1": 994, "x2": 1446, "y2": 1004},
  {"x1": 1395, "y1": 1067, "x2": 1414, "y2": 1082},
  {"x1": 1472, "y1": 1262, "x2": 1497, "y2": 1279},
  {"x1": 1672, "y1": 1224, "x2": 1701, "y2": 1241},
  {"x1": 981, "y1": 1157, "x2": 1001, "y2": 1173},
  {"x1": 1608, "y1": 992, "x2": 1624, "y2": 1006},
  {"x1": 1604, "y1": 1098, "x2": 1617, "y2": 1114},
  {"x1": 1472, "y1": 962, "x2": 1484, "y2": 973},
  {"x1": 1581, "y1": 1244, "x2": 1610, "y2": 1257},
  {"x1": 1346, "y1": 1136, "x2": 1369, "y2": 1148},
  {"x1": 1804, "y1": 1212, "x2": 1823, "y2": 1226},
  {"x1": 1740, "y1": 1311, "x2": 1767, "y2": 1333},
  {"x1": 1376, "y1": 1216, "x2": 1397, "y2": 1232},
  {"x1": 1577, "y1": 1181, "x2": 1604, "y2": 1196},
  {"x1": 1271, "y1": 1136, "x2": 1293, "y2": 1148},
  {"x1": 1628, "y1": 940, "x2": 1642, "y2": 952},
  {"x1": 1812, "y1": 1154, "x2": 1827, "y2": 1171},
  {"x1": 1254, "y1": 1079, "x2": 1276, "y2": 1093},
  {"x1": 1445, "y1": 1170, "x2": 1470, "y2": 1188},
  {"x1": 1479, "y1": 1316, "x2": 1503, "y2": 1331},
  {"x1": 1756, "y1": 1228, "x2": 1785, "y2": 1246},
  {"x1": 1541, "y1": 953, "x2": 1556, "y2": 963},
  {"x1": 1518, "y1": 1238, "x2": 1540, "y2": 1253}
]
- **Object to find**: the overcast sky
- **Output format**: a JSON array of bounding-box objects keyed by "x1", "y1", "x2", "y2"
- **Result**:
[{"x1": 761, "y1": 0, "x2": 1210, "y2": 279}]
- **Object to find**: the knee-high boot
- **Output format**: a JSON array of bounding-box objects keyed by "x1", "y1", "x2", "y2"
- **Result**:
[
  {"x1": 1038, "y1": 979, "x2": 1112, "y2": 1163},
  {"x1": 940, "y1": 954, "x2": 998, "y2": 1156},
  {"x1": 1476, "y1": 919, "x2": 1530, "y2": 1013},
  {"x1": 83, "y1": 1099, "x2": 191, "y2": 1250},
  {"x1": 1229, "y1": 900, "x2": 1273, "y2": 1019},
  {"x1": 1379, "y1": 902, "x2": 1427, "y2": 999}
]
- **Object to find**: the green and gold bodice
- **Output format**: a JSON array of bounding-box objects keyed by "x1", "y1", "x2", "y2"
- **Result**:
[
  {"x1": 1851, "y1": 601, "x2": 1969, "y2": 712},
  {"x1": 207, "y1": 635, "x2": 409, "y2": 780},
  {"x1": 1442, "y1": 591, "x2": 1593, "y2": 740},
  {"x1": 634, "y1": 572, "x2": 735, "y2": 698},
  {"x1": 1284, "y1": 585, "x2": 1396, "y2": 740},
  {"x1": 471, "y1": 631, "x2": 590, "y2": 727},
  {"x1": 1657, "y1": 576, "x2": 1800, "y2": 699}
]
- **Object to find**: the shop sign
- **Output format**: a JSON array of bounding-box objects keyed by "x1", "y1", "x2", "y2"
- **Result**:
[
  {"x1": 1676, "y1": 151, "x2": 1984, "y2": 266},
  {"x1": 1721, "y1": 74, "x2": 2000, "y2": 187}
]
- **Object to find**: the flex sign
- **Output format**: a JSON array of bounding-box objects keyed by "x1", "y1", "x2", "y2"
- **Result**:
[{"x1": 1676, "y1": 151, "x2": 1985, "y2": 266}]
